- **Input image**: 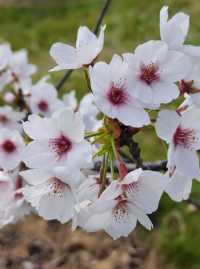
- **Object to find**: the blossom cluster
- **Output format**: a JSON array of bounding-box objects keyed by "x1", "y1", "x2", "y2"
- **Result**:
[{"x1": 0, "y1": 6, "x2": 200, "y2": 240}]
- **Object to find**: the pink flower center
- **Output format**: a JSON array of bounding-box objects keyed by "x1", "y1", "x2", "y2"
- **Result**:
[
  {"x1": 173, "y1": 125, "x2": 195, "y2": 148},
  {"x1": 2, "y1": 140, "x2": 16, "y2": 154},
  {"x1": 121, "y1": 181, "x2": 139, "y2": 194},
  {"x1": 49, "y1": 134, "x2": 72, "y2": 158},
  {"x1": 38, "y1": 100, "x2": 48, "y2": 112},
  {"x1": 49, "y1": 177, "x2": 66, "y2": 194},
  {"x1": 113, "y1": 196, "x2": 128, "y2": 222},
  {"x1": 139, "y1": 62, "x2": 159, "y2": 85},
  {"x1": 0, "y1": 115, "x2": 9, "y2": 124},
  {"x1": 107, "y1": 84, "x2": 128, "y2": 106}
]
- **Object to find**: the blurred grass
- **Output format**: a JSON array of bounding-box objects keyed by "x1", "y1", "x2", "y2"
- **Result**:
[{"x1": 1, "y1": 0, "x2": 200, "y2": 268}]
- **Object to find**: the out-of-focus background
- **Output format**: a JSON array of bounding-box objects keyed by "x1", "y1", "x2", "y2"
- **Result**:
[{"x1": 0, "y1": 0, "x2": 200, "y2": 268}]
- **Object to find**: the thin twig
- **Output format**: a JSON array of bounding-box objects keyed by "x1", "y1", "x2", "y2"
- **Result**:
[
  {"x1": 92, "y1": 0, "x2": 112, "y2": 35},
  {"x1": 56, "y1": 0, "x2": 112, "y2": 91},
  {"x1": 56, "y1": 70, "x2": 73, "y2": 91},
  {"x1": 84, "y1": 69, "x2": 92, "y2": 91},
  {"x1": 98, "y1": 153, "x2": 109, "y2": 196}
]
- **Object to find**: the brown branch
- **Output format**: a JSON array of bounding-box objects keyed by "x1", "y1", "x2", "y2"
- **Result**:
[
  {"x1": 142, "y1": 160, "x2": 168, "y2": 171},
  {"x1": 16, "y1": 89, "x2": 31, "y2": 117},
  {"x1": 56, "y1": 0, "x2": 112, "y2": 91},
  {"x1": 92, "y1": 160, "x2": 168, "y2": 173},
  {"x1": 16, "y1": 89, "x2": 27, "y2": 112}
]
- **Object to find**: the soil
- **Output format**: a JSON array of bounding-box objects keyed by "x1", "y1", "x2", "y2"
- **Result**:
[{"x1": 0, "y1": 214, "x2": 164, "y2": 269}]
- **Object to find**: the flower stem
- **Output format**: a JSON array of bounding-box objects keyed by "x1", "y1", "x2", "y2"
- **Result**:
[
  {"x1": 110, "y1": 137, "x2": 119, "y2": 161},
  {"x1": 84, "y1": 131, "x2": 105, "y2": 139},
  {"x1": 109, "y1": 152, "x2": 116, "y2": 179},
  {"x1": 99, "y1": 153, "x2": 108, "y2": 196},
  {"x1": 110, "y1": 136, "x2": 128, "y2": 179}
]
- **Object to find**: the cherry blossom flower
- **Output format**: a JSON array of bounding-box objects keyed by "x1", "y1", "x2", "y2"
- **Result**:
[
  {"x1": 74, "y1": 169, "x2": 168, "y2": 239},
  {"x1": 0, "y1": 43, "x2": 12, "y2": 71},
  {"x1": 160, "y1": 6, "x2": 200, "y2": 57},
  {"x1": 21, "y1": 167, "x2": 83, "y2": 223},
  {"x1": 62, "y1": 90, "x2": 78, "y2": 111},
  {"x1": 3, "y1": 92, "x2": 16, "y2": 104},
  {"x1": 178, "y1": 93, "x2": 200, "y2": 115},
  {"x1": 160, "y1": 6, "x2": 189, "y2": 51},
  {"x1": 159, "y1": 7, "x2": 200, "y2": 107},
  {"x1": 155, "y1": 108, "x2": 200, "y2": 178},
  {"x1": 0, "y1": 128, "x2": 25, "y2": 171},
  {"x1": 0, "y1": 47, "x2": 36, "y2": 93},
  {"x1": 0, "y1": 175, "x2": 18, "y2": 227},
  {"x1": 9, "y1": 50, "x2": 37, "y2": 94},
  {"x1": 186, "y1": 92, "x2": 200, "y2": 110},
  {"x1": 63, "y1": 91, "x2": 101, "y2": 131},
  {"x1": 79, "y1": 93, "x2": 100, "y2": 131},
  {"x1": 77, "y1": 175, "x2": 102, "y2": 202},
  {"x1": 0, "y1": 106, "x2": 25, "y2": 130},
  {"x1": 0, "y1": 70, "x2": 12, "y2": 91},
  {"x1": 124, "y1": 40, "x2": 191, "y2": 106},
  {"x1": 22, "y1": 108, "x2": 92, "y2": 170},
  {"x1": 177, "y1": 60, "x2": 200, "y2": 109},
  {"x1": 28, "y1": 77, "x2": 64, "y2": 117},
  {"x1": 0, "y1": 171, "x2": 31, "y2": 228},
  {"x1": 50, "y1": 25, "x2": 105, "y2": 71},
  {"x1": 165, "y1": 170, "x2": 200, "y2": 202},
  {"x1": 89, "y1": 54, "x2": 150, "y2": 127},
  {"x1": 0, "y1": 44, "x2": 13, "y2": 90}
]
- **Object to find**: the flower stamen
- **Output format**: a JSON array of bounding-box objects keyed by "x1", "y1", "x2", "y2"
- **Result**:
[
  {"x1": 107, "y1": 83, "x2": 128, "y2": 106},
  {"x1": 139, "y1": 62, "x2": 159, "y2": 85},
  {"x1": 49, "y1": 134, "x2": 72, "y2": 159},
  {"x1": 173, "y1": 125, "x2": 196, "y2": 149}
]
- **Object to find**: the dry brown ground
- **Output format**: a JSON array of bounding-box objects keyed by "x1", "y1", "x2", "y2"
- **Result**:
[{"x1": 0, "y1": 214, "x2": 168, "y2": 269}]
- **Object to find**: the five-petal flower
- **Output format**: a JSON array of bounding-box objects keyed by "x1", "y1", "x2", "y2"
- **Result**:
[
  {"x1": 124, "y1": 40, "x2": 191, "y2": 106},
  {"x1": 50, "y1": 26, "x2": 105, "y2": 71},
  {"x1": 155, "y1": 108, "x2": 200, "y2": 178},
  {"x1": 23, "y1": 108, "x2": 92, "y2": 170},
  {"x1": 89, "y1": 54, "x2": 150, "y2": 127}
]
